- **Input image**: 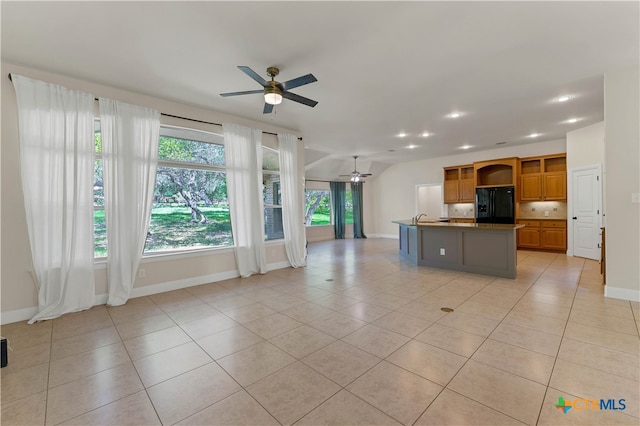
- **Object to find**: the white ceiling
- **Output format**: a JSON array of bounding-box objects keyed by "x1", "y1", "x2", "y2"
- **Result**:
[{"x1": 2, "y1": 1, "x2": 638, "y2": 180}]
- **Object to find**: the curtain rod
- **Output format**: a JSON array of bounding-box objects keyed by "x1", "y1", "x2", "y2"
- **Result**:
[
  {"x1": 7, "y1": 73, "x2": 302, "y2": 141},
  {"x1": 306, "y1": 179, "x2": 365, "y2": 184}
]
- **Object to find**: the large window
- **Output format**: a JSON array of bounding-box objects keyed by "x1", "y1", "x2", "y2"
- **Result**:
[
  {"x1": 93, "y1": 123, "x2": 293, "y2": 257},
  {"x1": 93, "y1": 122, "x2": 106, "y2": 256},
  {"x1": 149, "y1": 127, "x2": 232, "y2": 253},
  {"x1": 263, "y1": 147, "x2": 283, "y2": 240},
  {"x1": 345, "y1": 189, "x2": 354, "y2": 224},
  {"x1": 93, "y1": 125, "x2": 233, "y2": 257},
  {"x1": 303, "y1": 184, "x2": 354, "y2": 226},
  {"x1": 305, "y1": 189, "x2": 331, "y2": 226}
]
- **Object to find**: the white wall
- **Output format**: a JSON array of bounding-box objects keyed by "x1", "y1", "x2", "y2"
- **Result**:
[
  {"x1": 567, "y1": 122, "x2": 605, "y2": 171},
  {"x1": 369, "y1": 139, "x2": 567, "y2": 237},
  {"x1": 604, "y1": 65, "x2": 640, "y2": 302},
  {"x1": 566, "y1": 121, "x2": 605, "y2": 256},
  {"x1": 1, "y1": 63, "x2": 301, "y2": 323}
]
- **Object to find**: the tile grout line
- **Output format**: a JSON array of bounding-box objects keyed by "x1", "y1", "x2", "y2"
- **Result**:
[{"x1": 534, "y1": 256, "x2": 585, "y2": 425}]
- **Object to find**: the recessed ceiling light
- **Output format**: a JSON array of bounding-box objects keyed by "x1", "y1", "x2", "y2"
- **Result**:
[
  {"x1": 421, "y1": 132, "x2": 431, "y2": 137},
  {"x1": 565, "y1": 118, "x2": 579, "y2": 124},
  {"x1": 555, "y1": 95, "x2": 572, "y2": 103},
  {"x1": 528, "y1": 133, "x2": 541, "y2": 138},
  {"x1": 396, "y1": 132, "x2": 408, "y2": 138},
  {"x1": 407, "y1": 144, "x2": 418, "y2": 149},
  {"x1": 447, "y1": 112, "x2": 462, "y2": 118},
  {"x1": 459, "y1": 145, "x2": 473, "y2": 150}
]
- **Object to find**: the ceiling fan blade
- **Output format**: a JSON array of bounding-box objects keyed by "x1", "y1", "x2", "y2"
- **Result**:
[
  {"x1": 281, "y1": 91, "x2": 318, "y2": 107},
  {"x1": 238, "y1": 66, "x2": 268, "y2": 87},
  {"x1": 360, "y1": 174, "x2": 372, "y2": 177},
  {"x1": 263, "y1": 103, "x2": 274, "y2": 114},
  {"x1": 280, "y1": 74, "x2": 317, "y2": 91},
  {"x1": 220, "y1": 89, "x2": 264, "y2": 97}
]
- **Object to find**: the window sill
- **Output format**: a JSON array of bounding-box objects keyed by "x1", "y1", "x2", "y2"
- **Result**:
[
  {"x1": 93, "y1": 240, "x2": 289, "y2": 268},
  {"x1": 93, "y1": 245, "x2": 235, "y2": 267}
]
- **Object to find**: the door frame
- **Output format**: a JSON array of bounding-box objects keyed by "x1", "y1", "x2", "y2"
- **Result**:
[
  {"x1": 567, "y1": 163, "x2": 602, "y2": 257},
  {"x1": 415, "y1": 183, "x2": 445, "y2": 217}
]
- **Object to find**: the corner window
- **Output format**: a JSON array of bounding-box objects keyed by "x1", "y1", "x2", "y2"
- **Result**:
[{"x1": 305, "y1": 188, "x2": 331, "y2": 226}]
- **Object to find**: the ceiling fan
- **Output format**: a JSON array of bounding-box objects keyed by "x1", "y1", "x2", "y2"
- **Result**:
[
  {"x1": 220, "y1": 66, "x2": 318, "y2": 114},
  {"x1": 340, "y1": 156, "x2": 372, "y2": 182}
]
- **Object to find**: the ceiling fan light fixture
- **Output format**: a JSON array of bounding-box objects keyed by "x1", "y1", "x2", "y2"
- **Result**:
[{"x1": 264, "y1": 89, "x2": 282, "y2": 105}]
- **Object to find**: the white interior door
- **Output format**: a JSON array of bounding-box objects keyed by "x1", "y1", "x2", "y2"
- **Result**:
[
  {"x1": 416, "y1": 184, "x2": 444, "y2": 218},
  {"x1": 571, "y1": 165, "x2": 601, "y2": 259}
]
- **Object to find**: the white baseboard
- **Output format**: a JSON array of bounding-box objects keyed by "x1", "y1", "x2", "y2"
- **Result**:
[
  {"x1": 267, "y1": 260, "x2": 292, "y2": 271},
  {"x1": 604, "y1": 285, "x2": 640, "y2": 302},
  {"x1": 129, "y1": 270, "x2": 242, "y2": 298},
  {"x1": 1, "y1": 306, "x2": 39, "y2": 325},
  {"x1": 1, "y1": 260, "x2": 292, "y2": 325},
  {"x1": 368, "y1": 234, "x2": 398, "y2": 239}
]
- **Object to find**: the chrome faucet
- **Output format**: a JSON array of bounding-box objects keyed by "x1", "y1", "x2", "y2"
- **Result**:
[{"x1": 412, "y1": 213, "x2": 428, "y2": 225}]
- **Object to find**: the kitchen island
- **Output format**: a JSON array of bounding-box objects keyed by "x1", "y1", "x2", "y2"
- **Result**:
[{"x1": 394, "y1": 220, "x2": 524, "y2": 278}]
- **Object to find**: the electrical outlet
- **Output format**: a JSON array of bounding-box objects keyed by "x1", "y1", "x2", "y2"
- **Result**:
[
  {"x1": 139, "y1": 268, "x2": 146, "y2": 278},
  {"x1": 440, "y1": 248, "x2": 445, "y2": 256},
  {"x1": 463, "y1": 211, "x2": 468, "y2": 217},
  {"x1": 544, "y1": 211, "x2": 550, "y2": 217},
  {"x1": 632, "y1": 193, "x2": 640, "y2": 203}
]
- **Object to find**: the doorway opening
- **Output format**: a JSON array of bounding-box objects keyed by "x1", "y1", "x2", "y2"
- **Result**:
[{"x1": 416, "y1": 184, "x2": 444, "y2": 218}]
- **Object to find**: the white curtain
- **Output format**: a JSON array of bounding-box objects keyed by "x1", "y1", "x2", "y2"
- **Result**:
[
  {"x1": 12, "y1": 75, "x2": 96, "y2": 323},
  {"x1": 278, "y1": 133, "x2": 307, "y2": 267},
  {"x1": 222, "y1": 123, "x2": 267, "y2": 277},
  {"x1": 99, "y1": 99, "x2": 159, "y2": 306}
]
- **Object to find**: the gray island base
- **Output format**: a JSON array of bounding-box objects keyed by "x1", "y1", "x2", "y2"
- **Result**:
[{"x1": 394, "y1": 220, "x2": 525, "y2": 279}]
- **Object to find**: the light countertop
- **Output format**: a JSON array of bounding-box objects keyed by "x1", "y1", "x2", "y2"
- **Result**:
[
  {"x1": 517, "y1": 217, "x2": 567, "y2": 221},
  {"x1": 393, "y1": 220, "x2": 524, "y2": 230}
]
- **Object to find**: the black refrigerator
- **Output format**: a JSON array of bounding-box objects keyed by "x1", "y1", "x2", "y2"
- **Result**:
[{"x1": 475, "y1": 186, "x2": 515, "y2": 224}]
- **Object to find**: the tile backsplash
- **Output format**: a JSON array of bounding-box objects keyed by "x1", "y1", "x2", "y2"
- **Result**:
[
  {"x1": 446, "y1": 201, "x2": 567, "y2": 219},
  {"x1": 447, "y1": 203, "x2": 474, "y2": 218},
  {"x1": 517, "y1": 201, "x2": 567, "y2": 219}
]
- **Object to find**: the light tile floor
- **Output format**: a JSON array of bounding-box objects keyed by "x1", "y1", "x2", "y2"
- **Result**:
[{"x1": 2, "y1": 239, "x2": 639, "y2": 425}]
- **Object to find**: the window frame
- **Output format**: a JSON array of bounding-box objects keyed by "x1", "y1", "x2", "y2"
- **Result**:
[
  {"x1": 304, "y1": 185, "x2": 333, "y2": 227},
  {"x1": 93, "y1": 122, "x2": 235, "y2": 259},
  {"x1": 263, "y1": 146, "x2": 284, "y2": 241}
]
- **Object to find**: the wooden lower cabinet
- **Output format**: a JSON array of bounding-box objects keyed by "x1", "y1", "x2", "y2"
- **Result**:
[
  {"x1": 519, "y1": 228, "x2": 541, "y2": 247},
  {"x1": 517, "y1": 219, "x2": 566, "y2": 251}
]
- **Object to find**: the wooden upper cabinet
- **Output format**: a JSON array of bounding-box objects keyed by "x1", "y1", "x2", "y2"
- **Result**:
[
  {"x1": 474, "y1": 157, "x2": 517, "y2": 187},
  {"x1": 443, "y1": 180, "x2": 459, "y2": 203},
  {"x1": 459, "y1": 179, "x2": 475, "y2": 202},
  {"x1": 520, "y1": 174, "x2": 542, "y2": 200},
  {"x1": 518, "y1": 154, "x2": 566, "y2": 201},
  {"x1": 443, "y1": 165, "x2": 474, "y2": 204},
  {"x1": 543, "y1": 172, "x2": 567, "y2": 200}
]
